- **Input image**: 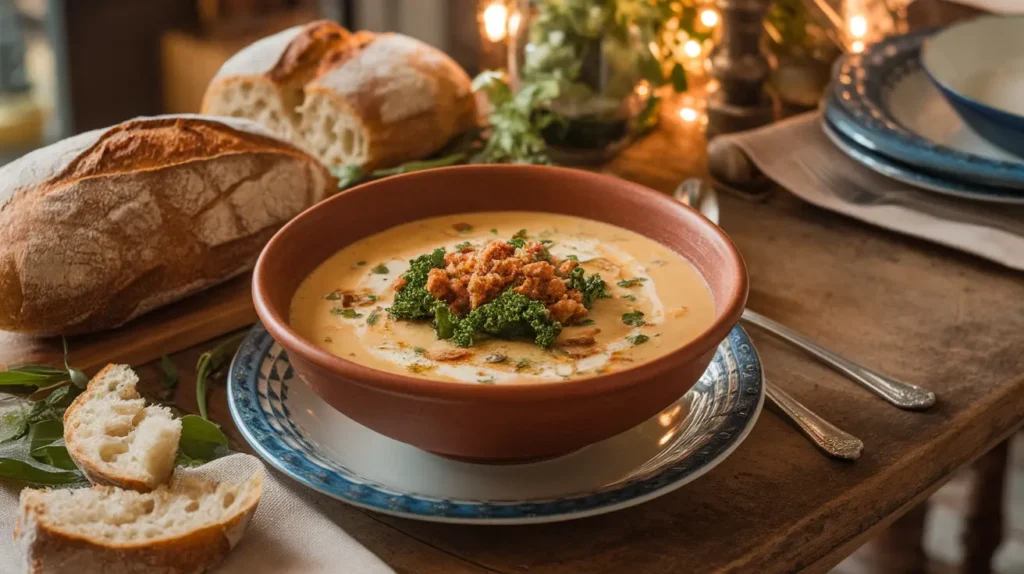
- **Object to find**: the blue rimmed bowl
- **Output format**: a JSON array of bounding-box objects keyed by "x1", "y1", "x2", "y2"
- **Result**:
[{"x1": 921, "y1": 15, "x2": 1024, "y2": 158}]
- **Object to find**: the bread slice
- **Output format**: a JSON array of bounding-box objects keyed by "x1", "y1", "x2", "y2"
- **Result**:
[
  {"x1": 202, "y1": 21, "x2": 477, "y2": 171},
  {"x1": 16, "y1": 472, "x2": 262, "y2": 574},
  {"x1": 64, "y1": 365, "x2": 181, "y2": 492}
]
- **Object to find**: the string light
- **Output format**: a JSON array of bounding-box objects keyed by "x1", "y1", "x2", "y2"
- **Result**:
[
  {"x1": 679, "y1": 107, "x2": 698, "y2": 122},
  {"x1": 851, "y1": 40, "x2": 865, "y2": 53},
  {"x1": 482, "y1": 2, "x2": 509, "y2": 43},
  {"x1": 700, "y1": 9, "x2": 719, "y2": 27}
]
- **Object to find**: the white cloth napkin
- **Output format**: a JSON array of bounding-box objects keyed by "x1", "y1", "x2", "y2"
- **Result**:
[
  {"x1": 710, "y1": 112, "x2": 1024, "y2": 271},
  {"x1": 944, "y1": 0, "x2": 1024, "y2": 14},
  {"x1": 0, "y1": 454, "x2": 395, "y2": 574}
]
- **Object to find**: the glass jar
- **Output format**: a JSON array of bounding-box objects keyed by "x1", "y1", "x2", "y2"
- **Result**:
[{"x1": 508, "y1": 0, "x2": 652, "y2": 164}]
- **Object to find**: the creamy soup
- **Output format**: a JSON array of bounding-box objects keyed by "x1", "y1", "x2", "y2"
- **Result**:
[{"x1": 290, "y1": 212, "x2": 714, "y2": 384}]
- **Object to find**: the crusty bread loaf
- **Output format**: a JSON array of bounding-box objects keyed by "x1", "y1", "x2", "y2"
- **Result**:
[
  {"x1": 16, "y1": 471, "x2": 262, "y2": 574},
  {"x1": 201, "y1": 21, "x2": 477, "y2": 171},
  {"x1": 64, "y1": 364, "x2": 181, "y2": 492},
  {"x1": 0, "y1": 114, "x2": 334, "y2": 335}
]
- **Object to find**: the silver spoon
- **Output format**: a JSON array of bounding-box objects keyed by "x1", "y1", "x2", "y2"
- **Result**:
[
  {"x1": 677, "y1": 179, "x2": 935, "y2": 410},
  {"x1": 676, "y1": 178, "x2": 864, "y2": 460}
]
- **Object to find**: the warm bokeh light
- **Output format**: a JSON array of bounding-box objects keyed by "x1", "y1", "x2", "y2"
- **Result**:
[
  {"x1": 684, "y1": 39, "x2": 702, "y2": 58},
  {"x1": 700, "y1": 9, "x2": 719, "y2": 27},
  {"x1": 679, "y1": 107, "x2": 699, "y2": 122},
  {"x1": 508, "y1": 11, "x2": 521, "y2": 36},
  {"x1": 851, "y1": 40, "x2": 865, "y2": 53},
  {"x1": 483, "y1": 2, "x2": 509, "y2": 43},
  {"x1": 635, "y1": 82, "x2": 650, "y2": 98},
  {"x1": 849, "y1": 15, "x2": 868, "y2": 38}
]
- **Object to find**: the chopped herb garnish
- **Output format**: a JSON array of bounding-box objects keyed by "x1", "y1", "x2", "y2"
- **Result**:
[
  {"x1": 371, "y1": 264, "x2": 389, "y2": 274},
  {"x1": 621, "y1": 294, "x2": 636, "y2": 301},
  {"x1": 515, "y1": 358, "x2": 530, "y2": 371},
  {"x1": 367, "y1": 294, "x2": 378, "y2": 302},
  {"x1": 387, "y1": 248, "x2": 446, "y2": 320},
  {"x1": 617, "y1": 277, "x2": 648, "y2": 288},
  {"x1": 512, "y1": 229, "x2": 528, "y2": 241},
  {"x1": 332, "y1": 308, "x2": 363, "y2": 318},
  {"x1": 626, "y1": 334, "x2": 649, "y2": 345},
  {"x1": 453, "y1": 223, "x2": 473, "y2": 233},
  {"x1": 366, "y1": 311, "x2": 380, "y2": 326},
  {"x1": 540, "y1": 239, "x2": 554, "y2": 245},
  {"x1": 566, "y1": 254, "x2": 579, "y2": 262},
  {"x1": 484, "y1": 353, "x2": 506, "y2": 363},
  {"x1": 578, "y1": 319, "x2": 596, "y2": 326},
  {"x1": 356, "y1": 261, "x2": 366, "y2": 266},
  {"x1": 490, "y1": 228, "x2": 498, "y2": 234},
  {"x1": 454, "y1": 241, "x2": 472, "y2": 251},
  {"x1": 622, "y1": 310, "x2": 645, "y2": 326},
  {"x1": 566, "y1": 267, "x2": 611, "y2": 308},
  {"x1": 413, "y1": 346, "x2": 426, "y2": 355},
  {"x1": 478, "y1": 377, "x2": 496, "y2": 384},
  {"x1": 323, "y1": 292, "x2": 341, "y2": 300}
]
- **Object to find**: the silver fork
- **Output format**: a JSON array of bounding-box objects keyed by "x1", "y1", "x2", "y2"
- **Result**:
[
  {"x1": 796, "y1": 147, "x2": 1024, "y2": 237},
  {"x1": 676, "y1": 179, "x2": 864, "y2": 460}
]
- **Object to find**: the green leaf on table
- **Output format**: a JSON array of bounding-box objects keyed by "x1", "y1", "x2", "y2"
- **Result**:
[
  {"x1": 195, "y1": 332, "x2": 247, "y2": 420},
  {"x1": 330, "y1": 164, "x2": 364, "y2": 191},
  {"x1": 0, "y1": 435, "x2": 84, "y2": 485},
  {"x1": 370, "y1": 152, "x2": 467, "y2": 178},
  {"x1": 31, "y1": 440, "x2": 77, "y2": 470},
  {"x1": 0, "y1": 365, "x2": 68, "y2": 387},
  {"x1": 0, "y1": 458, "x2": 83, "y2": 485},
  {"x1": 0, "y1": 397, "x2": 30, "y2": 443},
  {"x1": 177, "y1": 414, "x2": 230, "y2": 465},
  {"x1": 671, "y1": 62, "x2": 688, "y2": 93},
  {"x1": 27, "y1": 419, "x2": 63, "y2": 453}
]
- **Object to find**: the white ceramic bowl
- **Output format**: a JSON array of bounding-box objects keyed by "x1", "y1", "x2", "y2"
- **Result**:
[{"x1": 921, "y1": 15, "x2": 1024, "y2": 158}]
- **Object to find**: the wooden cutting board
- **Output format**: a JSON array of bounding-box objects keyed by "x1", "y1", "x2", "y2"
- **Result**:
[{"x1": 0, "y1": 275, "x2": 256, "y2": 373}]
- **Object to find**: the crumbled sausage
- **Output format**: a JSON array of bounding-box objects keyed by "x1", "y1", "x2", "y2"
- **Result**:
[{"x1": 423, "y1": 240, "x2": 594, "y2": 323}]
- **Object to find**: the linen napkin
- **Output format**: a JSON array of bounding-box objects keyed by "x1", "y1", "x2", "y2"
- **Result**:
[
  {"x1": 709, "y1": 112, "x2": 1024, "y2": 272},
  {"x1": 0, "y1": 453, "x2": 395, "y2": 574}
]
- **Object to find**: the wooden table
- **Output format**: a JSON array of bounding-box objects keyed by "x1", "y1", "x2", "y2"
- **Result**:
[{"x1": 127, "y1": 121, "x2": 1024, "y2": 573}]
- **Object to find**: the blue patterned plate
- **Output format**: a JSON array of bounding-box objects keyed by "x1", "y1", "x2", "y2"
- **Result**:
[
  {"x1": 227, "y1": 323, "x2": 764, "y2": 524},
  {"x1": 826, "y1": 29, "x2": 1024, "y2": 190},
  {"x1": 822, "y1": 116, "x2": 1024, "y2": 204}
]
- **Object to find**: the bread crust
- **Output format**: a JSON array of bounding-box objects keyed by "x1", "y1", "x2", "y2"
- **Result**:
[
  {"x1": 16, "y1": 473, "x2": 263, "y2": 574},
  {"x1": 201, "y1": 21, "x2": 477, "y2": 170},
  {"x1": 0, "y1": 115, "x2": 333, "y2": 335}
]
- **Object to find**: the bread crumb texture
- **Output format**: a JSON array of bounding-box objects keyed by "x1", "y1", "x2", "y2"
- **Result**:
[{"x1": 64, "y1": 365, "x2": 181, "y2": 491}]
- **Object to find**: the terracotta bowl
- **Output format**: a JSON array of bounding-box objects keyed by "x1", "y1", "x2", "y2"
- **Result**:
[{"x1": 253, "y1": 165, "x2": 748, "y2": 463}]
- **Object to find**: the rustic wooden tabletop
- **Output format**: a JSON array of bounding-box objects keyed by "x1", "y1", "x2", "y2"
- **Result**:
[{"x1": 128, "y1": 120, "x2": 1024, "y2": 574}]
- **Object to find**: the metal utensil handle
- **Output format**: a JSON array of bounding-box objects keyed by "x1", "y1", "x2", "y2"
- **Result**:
[
  {"x1": 765, "y1": 381, "x2": 863, "y2": 461},
  {"x1": 743, "y1": 310, "x2": 936, "y2": 410}
]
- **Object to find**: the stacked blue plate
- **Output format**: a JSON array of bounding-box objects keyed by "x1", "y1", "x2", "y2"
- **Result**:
[{"x1": 822, "y1": 27, "x2": 1024, "y2": 205}]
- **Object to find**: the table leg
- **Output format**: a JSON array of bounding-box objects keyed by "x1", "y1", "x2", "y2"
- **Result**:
[
  {"x1": 873, "y1": 501, "x2": 930, "y2": 574},
  {"x1": 962, "y1": 439, "x2": 1011, "y2": 574}
]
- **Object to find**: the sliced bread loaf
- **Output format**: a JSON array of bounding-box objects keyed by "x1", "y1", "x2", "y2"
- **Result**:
[
  {"x1": 201, "y1": 21, "x2": 477, "y2": 171},
  {"x1": 16, "y1": 472, "x2": 263, "y2": 574},
  {"x1": 64, "y1": 364, "x2": 181, "y2": 492}
]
